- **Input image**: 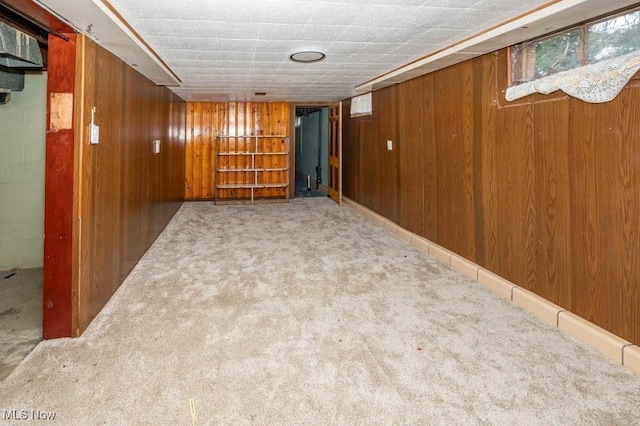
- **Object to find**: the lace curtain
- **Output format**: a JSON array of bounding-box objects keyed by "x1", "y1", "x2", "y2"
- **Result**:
[{"x1": 505, "y1": 50, "x2": 640, "y2": 103}]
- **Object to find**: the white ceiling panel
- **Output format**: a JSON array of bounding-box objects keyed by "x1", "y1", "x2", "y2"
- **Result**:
[
  {"x1": 352, "y1": 5, "x2": 421, "y2": 27},
  {"x1": 305, "y1": 2, "x2": 366, "y2": 26},
  {"x1": 409, "y1": 28, "x2": 469, "y2": 44},
  {"x1": 36, "y1": 0, "x2": 640, "y2": 102}
]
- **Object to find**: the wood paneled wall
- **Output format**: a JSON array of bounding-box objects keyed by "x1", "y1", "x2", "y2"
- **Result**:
[
  {"x1": 69, "y1": 36, "x2": 185, "y2": 336},
  {"x1": 185, "y1": 102, "x2": 290, "y2": 199},
  {"x1": 343, "y1": 49, "x2": 640, "y2": 345}
]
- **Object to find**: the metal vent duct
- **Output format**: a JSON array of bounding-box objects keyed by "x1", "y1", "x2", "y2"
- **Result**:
[
  {"x1": 0, "y1": 66, "x2": 24, "y2": 91},
  {"x1": 0, "y1": 89, "x2": 10, "y2": 104},
  {"x1": 0, "y1": 21, "x2": 43, "y2": 68}
]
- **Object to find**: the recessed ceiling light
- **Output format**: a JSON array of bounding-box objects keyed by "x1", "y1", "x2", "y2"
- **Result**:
[{"x1": 289, "y1": 51, "x2": 326, "y2": 63}]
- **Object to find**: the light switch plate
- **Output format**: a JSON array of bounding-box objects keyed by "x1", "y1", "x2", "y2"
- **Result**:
[
  {"x1": 387, "y1": 140, "x2": 393, "y2": 150},
  {"x1": 90, "y1": 123, "x2": 99, "y2": 144}
]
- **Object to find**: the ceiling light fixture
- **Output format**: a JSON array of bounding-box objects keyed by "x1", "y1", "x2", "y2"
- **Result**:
[{"x1": 289, "y1": 51, "x2": 326, "y2": 63}]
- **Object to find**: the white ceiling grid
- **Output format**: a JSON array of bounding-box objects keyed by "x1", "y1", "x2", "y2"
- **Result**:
[
  {"x1": 106, "y1": 0, "x2": 551, "y2": 102},
  {"x1": 104, "y1": 0, "x2": 546, "y2": 102}
]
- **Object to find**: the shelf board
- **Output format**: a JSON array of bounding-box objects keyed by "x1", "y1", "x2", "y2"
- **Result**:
[
  {"x1": 217, "y1": 152, "x2": 253, "y2": 156},
  {"x1": 217, "y1": 151, "x2": 288, "y2": 156},
  {"x1": 216, "y1": 135, "x2": 288, "y2": 138},
  {"x1": 217, "y1": 183, "x2": 287, "y2": 189},
  {"x1": 217, "y1": 168, "x2": 288, "y2": 172}
]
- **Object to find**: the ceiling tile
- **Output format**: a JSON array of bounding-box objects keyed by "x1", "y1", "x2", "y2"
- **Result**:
[
  {"x1": 256, "y1": 23, "x2": 305, "y2": 40},
  {"x1": 298, "y1": 25, "x2": 348, "y2": 42},
  {"x1": 305, "y1": 2, "x2": 365, "y2": 26},
  {"x1": 353, "y1": 4, "x2": 420, "y2": 27}
]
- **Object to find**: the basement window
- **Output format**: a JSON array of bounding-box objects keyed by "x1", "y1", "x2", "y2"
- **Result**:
[
  {"x1": 350, "y1": 92, "x2": 372, "y2": 117},
  {"x1": 510, "y1": 7, "x2": 640, "y2": 85},
  {"x1": 506, "y1": 6, "x2": 640, "y2": 103}
]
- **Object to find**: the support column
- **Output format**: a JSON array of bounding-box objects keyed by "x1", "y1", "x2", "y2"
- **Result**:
[{"x1": 43, "y1": 33, "x2": 77, "y2": 339}]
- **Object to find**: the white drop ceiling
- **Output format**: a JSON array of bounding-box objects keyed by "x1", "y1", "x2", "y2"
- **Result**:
[{"x1": 34, "y1": 0, "x2": 640, "y2": 103}]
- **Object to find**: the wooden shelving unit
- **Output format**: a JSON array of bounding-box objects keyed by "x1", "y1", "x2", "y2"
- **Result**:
[{"x1": 214, "y1": 134, "x2": 289, "y2": 204}]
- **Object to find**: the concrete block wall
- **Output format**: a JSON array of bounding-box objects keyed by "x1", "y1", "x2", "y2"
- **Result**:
[{"x1": 0, "y1": 72, "x2": 47, "y2": 270}]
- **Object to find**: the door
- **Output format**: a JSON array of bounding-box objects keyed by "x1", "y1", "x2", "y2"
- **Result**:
[{"x1": 327, "y1": 102, "x2": 342, "y2": 205}]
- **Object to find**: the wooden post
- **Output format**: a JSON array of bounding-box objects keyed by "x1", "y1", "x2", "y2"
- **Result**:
[{"x1": 43, "y1": 33, "x2": 77, "y2": 339}]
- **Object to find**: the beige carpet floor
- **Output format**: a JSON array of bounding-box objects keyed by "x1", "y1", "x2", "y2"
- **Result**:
[{"x1": 1, "y1": 198, "x2": 639, "y2": 425}]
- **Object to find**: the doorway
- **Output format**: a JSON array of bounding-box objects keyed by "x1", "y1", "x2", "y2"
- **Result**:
[
  {"x1": 294, "y1": 106, "x2": 329, "y2": 198},
  {"x1": 0, "y1": 1, "x2": 59, "y2": 378},
  {"x1": 0, "y1": 70, "x2": 47, "y2": 380}
]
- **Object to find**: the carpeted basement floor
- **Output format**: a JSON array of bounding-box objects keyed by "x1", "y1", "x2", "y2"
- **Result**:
[{"x1": 1, "y1": 198, "x2": 639, "y2": 425}]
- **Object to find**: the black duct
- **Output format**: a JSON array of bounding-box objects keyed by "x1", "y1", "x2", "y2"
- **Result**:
[
  {"x1": 0, "y1": 20, "x2": 44, "y2": 102},
  {"x1": 0, "y1": 66, "x2": 24, "y2": 91},
  {"x1": 0, "y1": 21, "x2": 43, "y2": 68}
]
